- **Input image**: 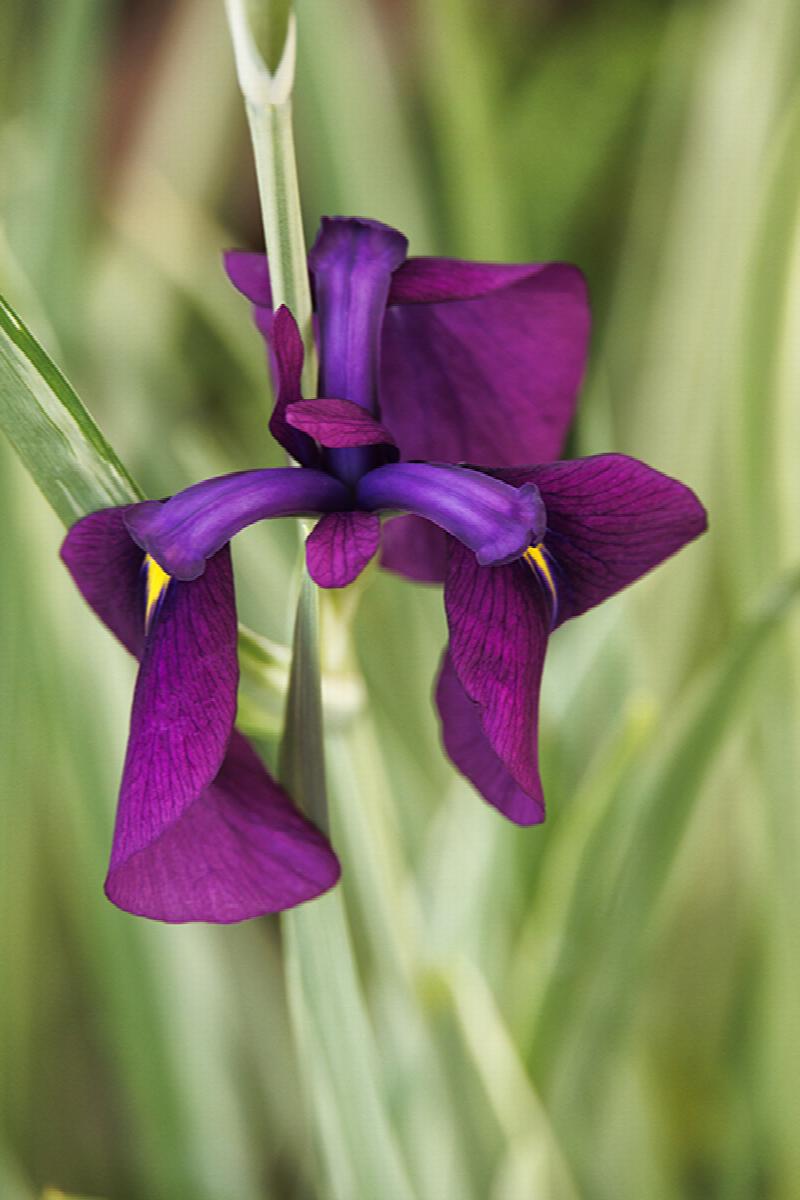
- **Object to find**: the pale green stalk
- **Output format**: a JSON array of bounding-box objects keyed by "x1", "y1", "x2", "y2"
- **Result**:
[
  {"x1": 223, "y1": 7, "x2": 416, "y2": 1197},
  {"x1": 224, "y1": 0, "x2": 316, "y2": 392}
]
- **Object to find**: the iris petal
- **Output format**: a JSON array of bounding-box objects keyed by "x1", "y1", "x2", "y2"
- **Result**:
[
  {"x1": 495, "y1": 454, "x2": 708, "y2": 626},
  {"x1": 442, "y1": 539, "x2": 550, "y2": 821},
  {"x1": 306, "y1": 511, "x2": 381, "y2": 588},
  {"x1": 63, "y1": 511, "x2": 341, "y2": 923},
  {"x1": 286, "y1": 397, "x2": 397, "y2": 452},
  {"x1": 107, "y1": 731, "x2": 341, "y2": 923},
  {"x1": 356, "y1": 462, "x2": 546, "y2": 566},
  {"x1": 270, "y1": 306, "x2": 319, "y2": 466},
  {"x1": 309, "y1": 217, "x2": 407, "y2": 484},
  {"x1": 309, "y1": 217, "x2": 408, "y2": 415},
  {"x1": 125, "y1": 468, "x2": 352, "y2": 580},
  {"x1": 380, "y1": 261, "x2": 589, "y2": 468},
  {"x1": 109, "y1": 545, "x2": 240, "y2": 876},
  {"x1": 436, "y1": 651, "x2": 545, "y2": 825},
  {"x1": 60, "y1": 505, "x2": 147, "y2": 656}
]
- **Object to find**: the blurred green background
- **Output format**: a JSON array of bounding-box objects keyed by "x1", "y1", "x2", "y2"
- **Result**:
[{"x1": 2, "y1": 0, "x2": 800, "y2": 1197}]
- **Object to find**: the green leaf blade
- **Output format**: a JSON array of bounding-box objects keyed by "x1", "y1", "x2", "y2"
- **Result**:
[{"x1": 0, "y1": 294, "x2": 141, "y2": 524}]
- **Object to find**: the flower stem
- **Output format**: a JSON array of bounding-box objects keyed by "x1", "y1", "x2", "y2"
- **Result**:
[
  {"x1": 224, "y1": 0, "x2": 324, "y2": 821},
  {"x1": 223, "y1": 12, "x2": 414, "y2": 1197},
  {"x1": 223, "y1": 0, "x2": 317, "y2": 394}
]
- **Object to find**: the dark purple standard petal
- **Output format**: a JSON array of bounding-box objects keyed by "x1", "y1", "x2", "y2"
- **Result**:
[
  {"x1": 125, "y1": 468, "x2": 352, "y2": 580},
  {"x1": 443, "y1": 539, "x2": 550, "y2": 822},
  {"x1": 270, "y1": 306, "x2": 319, "y2": 466},
  {"x1": 356, "y1": 462, "x2": 546, "y2": 566},
  {"x1": 497, "y1": 455, "x2": 708, "y2": 625},
  {"x1": 61, "y1": 505, "x2": 147, "y2": 656},
  {"x1": 378, "y1": 260, "x2": 589, "y2": 583},
  {"x1": 380, "y1": 260, "x2": 589, "y2": 466},
  {"x1": 306, "y1": 511, "x2": 381, "y2": 588}
]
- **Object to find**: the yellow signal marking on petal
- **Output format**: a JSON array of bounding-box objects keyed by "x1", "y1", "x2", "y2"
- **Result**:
[
  {"x1": 524, "y1": 544, "x2": 557, "y2": 607},
  {"x1": 143, "y1": 554, "x2": 171, "y2": 629}
]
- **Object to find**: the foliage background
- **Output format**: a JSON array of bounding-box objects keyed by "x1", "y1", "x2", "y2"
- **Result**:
[{"x1": 2, "y1": 0, "x2": 800, "y2": 1197}]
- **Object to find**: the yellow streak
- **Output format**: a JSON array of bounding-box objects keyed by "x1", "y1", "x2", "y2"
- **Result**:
[
  {"x1": 144, "y1": 554, "x2": 171, "y2": 628},
  {"x1": 524, "y1": 544, "x2": 557, "y2": 607}
]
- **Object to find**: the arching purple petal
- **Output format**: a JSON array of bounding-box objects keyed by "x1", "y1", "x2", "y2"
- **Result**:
[
  {"x1": 125, "y1": 468, "x2": 352, "y2": 581},
  {"x1": 436, "y1": 652, "x2": 544, "y2": 825},
  {"x1": 306, "y1": 511, "x2": 381, "y2": 589},
  {"x1": 60, "y1": 505, "x2": 146, "y2": 656},
  {"x1": 224, "y1": 250, "x2": 272, "y2": 307},
  {"x1": 286, "y1": 397, "x2": 397, "y2": 451},
  {"x1": 444, "y1": 539, "x2": 550, "y2": 818},
  {"x1": 271, "y1": 306, "x2": 319, "y2": 466},
  {"x1": 106, "y1": 731, "x2": 340, "y2": 923},
  {"x1": 356, "y1": 462, "x2": 545, "y2": 566},
  {"x1": 497, "y1": 455, "x2": 708, "y2": 626},
  {"x1": 380, "y1": 262, "x2": 589, "y2": 466},
  {"x1": 380, "y1": 515, "x2": 448, "y2": 584}
]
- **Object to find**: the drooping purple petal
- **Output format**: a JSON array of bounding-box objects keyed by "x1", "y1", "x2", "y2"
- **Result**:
[
  {"x1": 306, "y1": 511, "x2": 381, "y2": 588},
  {"x1": 106, "y1": 730, "x2": 340, "y2": 923},
  {"x1": 271, "y1": 306, "x2": 319, "y2": 466},
  {"x1": 62, "y1": 509, "x2": 341, "y2": 923},
  {"x1": 125, "y1": 468, "x2": 352, "y2": 581},
  {"x1": 105, "y1": 541, "x2": 339, "y2": 922},
  {"x1": 286, "y1": 397, "x2": 397, "y2": 451},
  {"x1": 60, "y1": 505, "x2": 147, "y2": 656},
  {"x1": 380, "y1": 262, "x2": 589, "y2": 467},
  {"x1": 444, "y1": 539, "x2": 550, "y2": 821},
  {"x1": 356, "y1": 462, "x2": 545, "y2": 566},
  {"x1": 380, "y1": 515, "x2": 448, "y2": 584},
  {"x1": 436, "y1": 652, "x2": 544, "y2": 825},
  {"x1": 497, "y1": 455, "x2": 708, "y2": 626}
]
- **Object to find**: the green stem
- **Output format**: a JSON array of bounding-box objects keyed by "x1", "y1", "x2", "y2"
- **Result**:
[
  {"x1": 224, "y1": 1, "x2": 317, "y2": 393},
  {"x1": 224, "y1": 9, "x2": 415, "y2": 1197}
]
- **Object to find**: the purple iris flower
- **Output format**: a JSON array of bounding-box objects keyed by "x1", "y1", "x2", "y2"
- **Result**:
[{"x1": 62, "y1": 216, "x2": 705, "y2": 922}]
